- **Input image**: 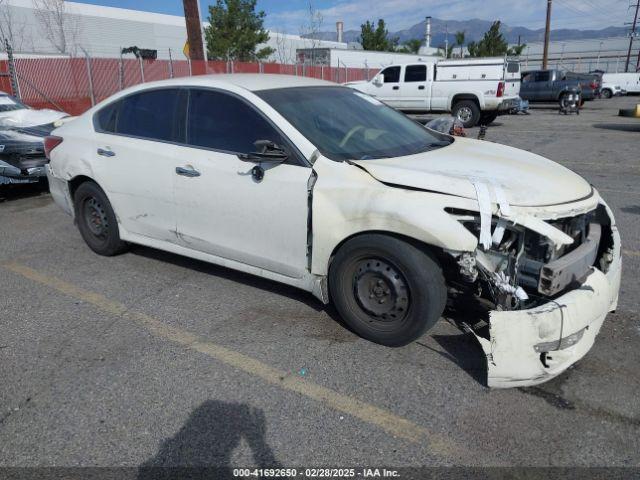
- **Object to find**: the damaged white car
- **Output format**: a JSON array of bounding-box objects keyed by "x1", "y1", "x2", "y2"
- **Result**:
[{"x1": 44, "y1": 75, "x2": 621, "y2": 388}]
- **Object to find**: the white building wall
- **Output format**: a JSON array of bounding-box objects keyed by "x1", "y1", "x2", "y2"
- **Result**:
[{"x1": 0, "y1": 0, "x2": 346, "y2": 62}]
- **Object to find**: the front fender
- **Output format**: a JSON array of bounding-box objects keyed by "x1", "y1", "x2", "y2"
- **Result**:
[{"x1": 310, "y1": 156, "x2": 479, "y2": 276}]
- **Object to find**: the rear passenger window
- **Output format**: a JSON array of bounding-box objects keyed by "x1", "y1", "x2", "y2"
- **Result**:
[
  {"x1": 405, "y1": 65, "x2": 427, "y2": 82},
  {"x1": 186, "y1": 89, "x2": 284, "y2": 154},
  {"x1": 535, "y1": 71, "x2": 550, "y2": 82},
  {"x1": 94, "y1": 101, "x2": 119, "y2": 133},
  {"x1": 381, "y1": 66, "x2": 401, "y2": 83},
  {"x1": 507, "y1": 62, "x2": 520, "y2": 73},
  {"x1": 117, "y1": 89, "x2": 181, "y2": 142}
]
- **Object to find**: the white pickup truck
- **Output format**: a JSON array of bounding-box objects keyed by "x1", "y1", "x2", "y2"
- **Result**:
[{"x1": 347, "y1": 57, "x2": 521, "y2": 128}]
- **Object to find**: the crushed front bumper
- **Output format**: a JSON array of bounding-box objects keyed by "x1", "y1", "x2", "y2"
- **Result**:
[{"x1": 472, "y1": 253, "x2": 621, "y2": 388}]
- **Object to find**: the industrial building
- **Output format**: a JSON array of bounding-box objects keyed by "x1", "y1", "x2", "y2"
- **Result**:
[{"x1": 0, "y1": 0, "x2": 347, "y2": 62}]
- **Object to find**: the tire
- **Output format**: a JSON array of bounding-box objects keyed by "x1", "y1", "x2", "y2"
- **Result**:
[
  {"x1": 601, "y1": 89, "x2": 612, "y2": 99},
  {"x1": 329, "y1": 234, "x2": 447, "y2": 347},
  {"x1": 480, "y1": 111, "x2": 499, "y2": 125},
  {"x1": 73, "y1": 181, "x2": 128, "y2": 256},
  {"x1": 452, "y1": 100, "x2": 481, "y2": 128}
]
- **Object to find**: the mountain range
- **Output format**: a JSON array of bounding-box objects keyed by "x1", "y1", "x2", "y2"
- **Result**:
[{"x1": 307, "y1": 18, "x2": 627, "y2": 46}]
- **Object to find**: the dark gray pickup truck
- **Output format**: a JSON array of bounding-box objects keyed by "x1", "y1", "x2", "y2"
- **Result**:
[{"x1": 520, "y1": 69, "x2": 594, "y2": 103}]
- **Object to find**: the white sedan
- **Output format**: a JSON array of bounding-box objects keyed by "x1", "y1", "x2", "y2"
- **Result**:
[{"x1": 45, "y1": 74, "x2": 621, "y2": 388}]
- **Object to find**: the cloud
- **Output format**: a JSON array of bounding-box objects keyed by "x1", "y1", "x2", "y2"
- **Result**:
[{"x1": 264, "y1": 0, "x2": 628, "y2": 34}]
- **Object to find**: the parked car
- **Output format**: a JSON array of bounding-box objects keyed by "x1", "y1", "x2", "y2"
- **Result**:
[
  {"x1": 45, "y1": 75, "x2": 621, "y2": 388},
  {"x1": 346, "y1": 57, "x2": 521, "y2": 128},
  {"x1": 602, "y1": 72, "x2": 640, "y2": 94},
  {"x1": 0, "y1": 92, "x2": 67, "y2": 129},
  {"x1": 600, "y1": 82, "x2": 624, "y2": 98},
  {"x1": 520, "y1": 69, "x2": 591, "y2": 103},
  {"x1": 0, "y1": 128, "x2": 49, "y2": 185},
  {"x1": 0, "y1": 93, "x2": 68, "y2": 185}
]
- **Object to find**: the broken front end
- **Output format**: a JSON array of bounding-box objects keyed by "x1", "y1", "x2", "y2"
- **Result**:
[{"x1": 445, "y1": 198, "x2": 621, "y2": 388}]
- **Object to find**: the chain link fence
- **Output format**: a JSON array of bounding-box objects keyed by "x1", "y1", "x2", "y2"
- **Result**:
[{"x1": 1, "y1": 44, "x2": 373, "y2": 116}]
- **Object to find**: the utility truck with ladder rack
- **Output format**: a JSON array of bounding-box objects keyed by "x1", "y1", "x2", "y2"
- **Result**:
[{"x1": 347, "y1": 57, "x2": 521, "y2": 128}]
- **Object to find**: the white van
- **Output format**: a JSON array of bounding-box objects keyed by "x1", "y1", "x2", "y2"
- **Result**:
[
  {"x1": 601, "y1": 72, "x2": 640, "y2": 94},
  {"x1": 347, "y1": 57, "x2": 521, "y2": 128}
]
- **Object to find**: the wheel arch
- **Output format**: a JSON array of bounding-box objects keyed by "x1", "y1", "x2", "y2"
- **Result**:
[
  {"x1": 450, "y1": 93, "x2": 481, "y2": 111},
  {"x1": 324, "y1": 230, "x2": 455, "y2": 284}
]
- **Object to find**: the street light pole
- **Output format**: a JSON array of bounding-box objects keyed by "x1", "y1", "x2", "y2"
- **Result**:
[{"x1": 542, "y1": 0, "x2": 553, "y2": 69}]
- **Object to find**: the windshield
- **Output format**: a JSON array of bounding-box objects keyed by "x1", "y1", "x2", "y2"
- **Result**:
[
  {"x1": 0, "y1": 95, "x2": 27, "y2": 113},
  {"x1": 256, "y1": 86, "x2": 451, "y2": 161}
]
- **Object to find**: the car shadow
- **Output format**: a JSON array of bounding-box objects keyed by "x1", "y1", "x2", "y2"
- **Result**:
[
  {"x1": 0, "y1": 181, "x2": 48, "y2": 203},
  {"x1": 592, "y1": 122, "x2": 640, "y2": 133},
  {"x1": 137, "y1": 400, "x2": 281, "y2": 479},
  {"x1": 130, "y1": 245, "x2": 348, "y2": 329}
]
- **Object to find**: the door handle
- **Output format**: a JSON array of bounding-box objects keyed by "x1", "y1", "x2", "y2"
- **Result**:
[
  {"x1": 175, "y1": 166, "x2": 201, "y2": 178},
  {"x1": 418, "y1": 85, "x2": 425, "y2": 90},
  {"x1": 392, "y1": 86, "x2": 399, "y2": 90},
  {"x1": 97, "y1": 148, "x2": 115, "y2": 157}
]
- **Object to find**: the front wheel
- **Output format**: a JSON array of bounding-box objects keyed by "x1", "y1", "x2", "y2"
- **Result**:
[
  {"x1": 601, "y1": 89, "x2": 612, "y2": 99},
  {"x1": 329, "y1": 234, "x2": 447, "y2": 347},
  {"x1": 452, "y1": 100, "x2": 481, "y2": 128},
  {"x1": 74, "y1": 181, "x2": 128, "y2": 256}
]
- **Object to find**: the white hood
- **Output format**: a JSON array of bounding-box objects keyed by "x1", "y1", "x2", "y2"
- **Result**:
[
  {"x1": 0, "y1": 108, "x2": 68, "y2": 129},
  {"x1": 352, "y1": 137, "x2": 593, "y2": 207}
]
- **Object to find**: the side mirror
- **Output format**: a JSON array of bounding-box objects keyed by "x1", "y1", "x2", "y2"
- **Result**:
[
  {"x1": 238, "y1": 140, "x2": 288, "y2": 164},
  {"x1": 372, "y1": 74, "x2": 384, "y2": 86},
  {"x1": 238, "y1": 140, "x2": 288, "y2": 182}
]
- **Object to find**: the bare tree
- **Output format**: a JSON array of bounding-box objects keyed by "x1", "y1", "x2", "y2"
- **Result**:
[
  {"x1": 299, "y1": 0, "x2": 324, "y2": 65},
  {"x1": 0, "y1": 0, "x2": 28, "y2": 52},
  {"x1": 273, "y1": 30, "x2": 295, "y2": 64},
  {"x1": 32, "y1": 0, "x2": 81, "y2": 55}
]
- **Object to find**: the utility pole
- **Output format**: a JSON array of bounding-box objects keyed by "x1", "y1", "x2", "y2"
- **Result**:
[
  {"x1": 183, "y1": 0, "x2": 205, "y2": 61},
  {"x1": 542, "y1": 0, "x2": 553, "y2": 69},
  {"x1": 625, "y1": 1, "x2": 639, "y2": 72},
  {"x1": 444, "y1": 23, "x2": 449, "y2": 59}
]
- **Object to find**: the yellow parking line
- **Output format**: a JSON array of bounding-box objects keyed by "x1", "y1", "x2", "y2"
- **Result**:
[
  {"x1": 2, "y1": 261, "x2": 460, "y2": 455},
  {"x1": 623, "y1": 249, "x2": 640, "y2": 258}
]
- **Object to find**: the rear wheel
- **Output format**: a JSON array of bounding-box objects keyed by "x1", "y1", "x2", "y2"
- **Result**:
[
  {"x1": 329, "y1": 234, "x2": 447, "y2": 347},
  {"x1": 452, "y1": 100, "x2": 481, "y2": 128},
  {"x1": 74, "y1": 181, "x2": 128, "y2": 256},
  {"x1": 601, "y1": 89, "x2": 613, "y2": 99}
]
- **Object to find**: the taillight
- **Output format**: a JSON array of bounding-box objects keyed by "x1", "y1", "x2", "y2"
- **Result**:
[
  {"x1": 497, "y1": 81, "x2": 505, "y2": 97},
  {"x1": 44, "y1": 136, "x2": 63, "y2": 159},
  {"x1": 590, "y1": 81, "x2": 597, "y2": 89}
]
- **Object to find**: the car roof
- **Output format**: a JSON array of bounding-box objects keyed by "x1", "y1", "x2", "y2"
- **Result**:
[{"x1": 123, "y1": 74, "x2": 336, "y2": 93}]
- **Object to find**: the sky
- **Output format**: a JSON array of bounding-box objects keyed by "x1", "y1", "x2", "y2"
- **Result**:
[{"x1": 74, "y1": 0, "x2": 633, "y2": 33}]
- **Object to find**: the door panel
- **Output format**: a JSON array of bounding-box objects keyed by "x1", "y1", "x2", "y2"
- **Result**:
[
  {"x1": 173, "y1": 88, "x2": 311, "y2": 278},
  {"x1": 400, "y1": 64, "x2": 429, "y2": 110},
  {"x1": 91, "y1": 88, "x2": 184, "y2": 241},
  {"x1": 174, "y1": 150, "x2": 310, "y2": 278},
  {"x1": 93, "y1": 134, "x2": 180, "y2": 241},
  {"x1": 370, "y1": 66, "x2": 402, "y2": 107}
]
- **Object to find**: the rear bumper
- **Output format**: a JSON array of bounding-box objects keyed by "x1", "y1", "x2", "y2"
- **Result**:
[
  {"x1": 0, "y1": 159, "x2": 47, "y2": 185},
  {"x1": 497, "y1": 98, "x2": 520, "y2": 112}
]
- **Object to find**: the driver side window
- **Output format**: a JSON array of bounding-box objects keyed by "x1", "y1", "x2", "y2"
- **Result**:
[
  {"x1": 381, "y1": 66, "x2": 401, "y2": 83},
  {"x1": 186, "y1": 89, "x2": 286, "y2": 155}
]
